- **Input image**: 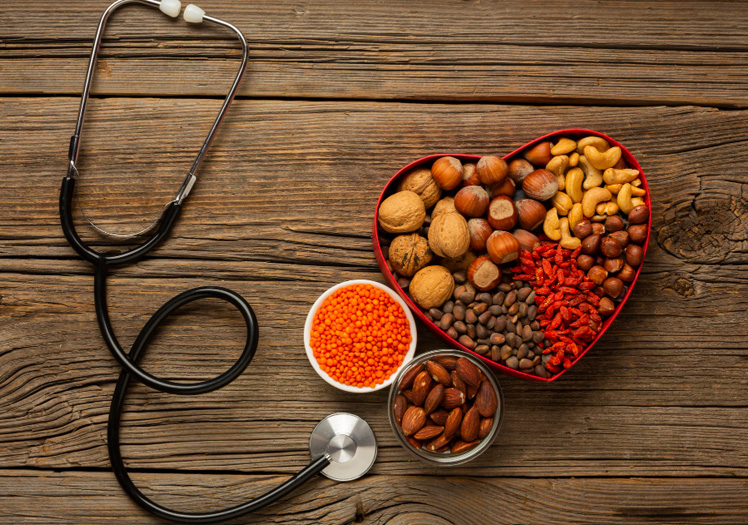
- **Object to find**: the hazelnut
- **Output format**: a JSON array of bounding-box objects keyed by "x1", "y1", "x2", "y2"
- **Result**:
[
  {"x1": 587, "y1": 265, "x2": 608, "y2": 285},
  {"x1": 618, "y1": 263, "x2": 636, "y2": 282},
  {"x1": 627, "y1": 204, "x2": 650, "y2": 224},
  {"x1": 595, "y1": 255, "x2": 605, "y2": 267},
  {"x1": 468, "y1": 218, "x2": 493, "y2": 251},
  {"x1": 489, "y1": 177, "x2": 516, "y2": 198},
  {"x1": 431, "y1": 156, "x2": 463, "y2": 190},
  {"x1": 397, "y1": 168, "x2": 442, "y2": 208},
  {"x1": 409, "y1": 265, "x2": 455, "y2": 309},
  {"x1": 604, "y1": 215, "x2": 624, "y2": 232},
  {"x1": 462, "y1": 162, "x2": 480, "y2": 186},
  {"x1": 378, "y1": 190, "x2": 426, "y2": 233},
  {"x1": 604, "y1": 257, "x2": 624, "y2": 274},
  {"x1": 598, "y1": 297, "x2": 616, "y2": 316},
  {"x1": 467, "y1": 256, "x2": 502, "y2": 291},
  {"x1": 523, "y1": 141, "x2": 552, "y2": 166},
  {"x1": 508, "y1": 158, "x2": 535, "y2": 184},
  {"x1": 603, "y1": 277, "x2": 624, "y2": 298},
  {"x1": 592, "y1": 285, "x2": 606, "y2": 298},
  {"x1": 628, "y1": 223, "x2": 648, "y2": 244},
  {"x1": 476, "y1": 155, "x2": 508, "y2": 185},
  {"x1": 432, "y1": 196, "x2": 456, "y2": 219},
  {"x1": 609, "y1": 230, "x2": 629, "y2": 248},
  {"x1": 624, "y1": 244, "x2": 644, "y2": 267},
  {"x1": 454, "y1": 186, "x2": 489, "y2": 218},
  {"x1": 487, "y1": 196, "x2": 518, "y2": 231},
  {"x1": 522, "y1": 169, "x2": 559, "y2": 201},
  {"x1": 577, "y1": 254, "x2": 595, "y2": 271},
  {"x1": 591, "y1": 222, "x2": 606, "y2": 236},
  {"x1": 600, "y1": 237, "x2": 623, "y2": 258},
  {"x1": 388, "y1": 233, "x2": 433, "y2": 277},
  {"x1": 581, "y1": 234, "x2": 602, "y2": 255},
  {"x1": 573, "y1": 219, "x2": 593, "y2": 239},
  {"x1": 486, "y1": 231, "x2": 520, "y2": 265},
  {"x1": 428, "y1": 212, "x2": 470, "y2": 258},
  {"x1": 515, "y1": 199, "x2": 546, "y2": 231},
  {"x1": 511, "y1": 228, "x2": 540, "y2": 253}
]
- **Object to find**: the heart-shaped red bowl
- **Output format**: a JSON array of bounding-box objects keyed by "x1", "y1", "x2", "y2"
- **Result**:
[{"x1": 373, "y1": 129, "x2": 651, "y2": 382}]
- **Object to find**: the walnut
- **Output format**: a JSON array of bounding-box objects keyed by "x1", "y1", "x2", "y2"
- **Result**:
[
  {"x1": 428, "y1": 211, "x2": 470, "y2": 258},
  {"x1": 378, "y1": 190, "x2": 426, "y2": 233},
  {"x1": 431, "y1": 196, "x2": 456, "y2": 219},
  {"x1": 409, "y1": 265, "x2": 455, "y2": 309},
  {"x1": 441, "y1": 250, "x2": 478, "y2": 272},
  {"x1": 389, "y1": 233, "x2": 433, "y2": 277},
  {"x1": 397, "y1": 168, "x2": 442, "y2": 208}
]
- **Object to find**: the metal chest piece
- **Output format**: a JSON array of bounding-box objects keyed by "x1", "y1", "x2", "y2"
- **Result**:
[{"x1": 309, "y1": 413, "x2": 377, "y2": 481}]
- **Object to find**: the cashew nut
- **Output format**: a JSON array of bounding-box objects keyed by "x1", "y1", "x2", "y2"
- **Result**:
[
  {"x1": 606, "y1": 183, "x2": 622, "y2": 194},
  {"x1": 603, "y1": 168, "x2": 639, "y2": 185},
  {"x1": 584, "y1": 145, "x2": 622, "y2": 171},
  {"x1": 632, "y1": 178, "x2": 642, "y2": 187},
  {"x1": 576, "y1": 136, "x2": 610, "y2": 153},
  {"x1": 579, "y1": 155, "x2": 603, "y2": 190},
  {"x1": 630, "y1": 184, "x2": 646, "y2": 197},
  {"x1": 543, "y1": 208, "x2": 561, "y2": 241},
  {"x1": 552, "y1": 191, "x2": 574, "y2": 216},
  {"x1": 559, "y1": 217, "x2": 581, "y2": 249},
  {"x1": 568, "y1": 152, "x2": 580, "y2": 168},
  {"x1": 595, "y1": 201, "x2": 619, "y2": 216},
  {"x1": 565, "y1": 167, "x2": 584, "y2": 203},
  {"x1": 568, "y1": 203, "x2": 583, "y2": 232},
  {"x1": 582, "y1": 186, "x2": 612, "y2": 217},
  {"x1": 551, "y1": 138, "x2": 577, "y2": 156},
  {"x1": 591, "y1": 214, "x2": 607, "y2": 222},
  {"x1": 545, "y1": 155, "x2": 568, "y2": 191},
  {"x1": 617, "y1": 183, "x2": 634, "y2": 214},
  {"x1": 632, "y1": 197, "x2": 645, "y2": 207}
]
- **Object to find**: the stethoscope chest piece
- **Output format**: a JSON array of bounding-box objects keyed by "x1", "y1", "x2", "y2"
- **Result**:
[{"x1": 309, "y1": 413, "x2": 377, "y2": 482}]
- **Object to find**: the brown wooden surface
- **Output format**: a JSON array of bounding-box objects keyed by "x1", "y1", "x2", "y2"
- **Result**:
[{"x1": 2, "y1": 0, "x2": 748, "y2": 523}]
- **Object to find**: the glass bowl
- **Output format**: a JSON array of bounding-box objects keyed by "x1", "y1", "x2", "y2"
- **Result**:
[{"x1": 388, "y1": 349, "x2": 504, "y2": 465}]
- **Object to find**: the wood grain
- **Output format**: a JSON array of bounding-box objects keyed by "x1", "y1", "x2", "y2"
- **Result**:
[
  {"x1": 2, "y1": 1, "x2": 748, "y2": 105},
  {"x1": 2, "y1": 470, "x2": 748, "y2": 524}
]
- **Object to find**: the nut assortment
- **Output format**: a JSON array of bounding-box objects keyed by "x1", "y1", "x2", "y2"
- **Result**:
[
  {"x1": 392, "y1": 354, "x2": 500, "y2": 456},
  {"x1": 377, "y1": 133, "x2": 650, "y2": 379}
]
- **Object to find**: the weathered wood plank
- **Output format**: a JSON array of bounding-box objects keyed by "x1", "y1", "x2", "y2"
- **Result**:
[
  {"x1": 1, "y1": 264, "x2": 747, "y2": 475},
  {"x1": 2, "y1": 470, "x2": 748, "y2": 524},
  {"x1": 2, "y1": 98, "x2": 747, "y2": 264},
  {"x1": 2, "y1": 1, "x2": 748, "y2": 105}
]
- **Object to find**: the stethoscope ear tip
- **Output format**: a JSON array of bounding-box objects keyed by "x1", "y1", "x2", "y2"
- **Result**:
[
  {"x1": 158, "y1": 0, "x2": 181, "y2": 18},
  {"x1": 159, "y1": 0, "x2": 204, "y2": 24}
]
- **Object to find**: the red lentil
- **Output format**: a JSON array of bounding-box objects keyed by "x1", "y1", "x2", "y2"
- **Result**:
[{"x1": 310, "y1": 283, "x2": 411, "y2": 388}]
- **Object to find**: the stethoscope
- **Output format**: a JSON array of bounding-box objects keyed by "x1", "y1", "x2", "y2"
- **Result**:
[{"x1": 59, "y1": 1, "x2": 377, "y2": 523}]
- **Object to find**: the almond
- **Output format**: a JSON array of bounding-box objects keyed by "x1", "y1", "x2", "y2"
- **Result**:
[
  {"x1": 475, "y1": 380, "x2": 498, "y2": 417},
  {"x1": 429, "y1": 409, "x2": 449, "y2": 426},
  {"x1": 434, "y1": 356, "x2": 459, "y2": 370},
  {"x1": 466, "y1": 381, "x2": 479, "y2": 400},
  {"x1": 393, "y1": 394, "x2": 407, "y2": 425},
  {"x1": 451, "y1": 370, "x2": 467, "y2": 395},
  {"x1": 426, "y1": 360, "x2": 452, "y2": 386},
  {"x1": 423, "y1": 383, "x2": 445, "y2": 414},
  {"x1": 407, "y1": 436, "x2": 422, "y2": 449},
  {"x1": 478, "y1": 417, "x2": 494, "y2": 439},
  {"x1": 441, "y1": 387, "x2": 465, "y2": 410},
  {"x1": 460, "y1": 406, "x2": 480, "y2": 442},
  {"x1": 402, "y1": 389, "x2": 417, "y2": 405},
  {"x1": 413, "y1": 425, "x2": 444, "y2": 441},
  {"x1": 444, "y1": 407, "x2": 463, "y2": 439},
  {"x1": 455, "y1": 357, "x2": 481, "y2": 386},
  {"x1": 450, "y1": 439, "x2": 481, "y2": 455},
  {"x1": 398, "y1": 362, "x2": 424, "y2": 390},
  {"x1": 424, "y1": 433, "x2": 451, "y2": 452},
  {"x1": 411, "y1": 370, "x2": 432, "y2": 406},
  {"x1": 401, "y1": 406, "x2": 426, "y2": 436},
  {"x1": 436, "y1": 445, "x2": 451, "y2": 454}
]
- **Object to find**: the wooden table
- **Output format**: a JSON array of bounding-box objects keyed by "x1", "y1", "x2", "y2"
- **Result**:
[{"x1": 2, "y1": 1, "x2": 748, "y2": 523}]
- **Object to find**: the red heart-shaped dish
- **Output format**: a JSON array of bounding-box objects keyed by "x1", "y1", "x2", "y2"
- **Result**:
[{"x1": 373, "y1": 129, "x2": 651, "y2": 382}]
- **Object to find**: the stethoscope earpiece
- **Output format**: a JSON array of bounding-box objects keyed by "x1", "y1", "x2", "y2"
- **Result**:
[
  {"x1": 158, "y1": 0, "x2": 206, "y2": 24},
  {"x1": 158, "y1": 0, "x2": 181, "y2": 17}
]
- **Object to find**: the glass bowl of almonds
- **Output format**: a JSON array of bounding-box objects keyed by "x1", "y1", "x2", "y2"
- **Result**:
[{"x1": 388, "y1": 349, "x2": 503, "y2": 465}]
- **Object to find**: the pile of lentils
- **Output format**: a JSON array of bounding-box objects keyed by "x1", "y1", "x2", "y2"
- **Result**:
[{"x1": 423, "y1": 269, "x2": 549, "y2": 378}]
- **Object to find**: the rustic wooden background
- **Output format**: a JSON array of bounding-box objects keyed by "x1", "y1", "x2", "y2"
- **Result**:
[{"x1": 2, "y1": 0, "x2": 748, "y2": 523}]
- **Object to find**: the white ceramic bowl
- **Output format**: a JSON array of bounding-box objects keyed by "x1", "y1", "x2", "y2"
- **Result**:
[{"x1": 304, "y1": 279, "x2": 417, "y2": 393}]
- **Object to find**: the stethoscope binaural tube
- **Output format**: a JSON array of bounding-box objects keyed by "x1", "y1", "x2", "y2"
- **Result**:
[{"x1": 59, "y1": 1, "x2": 336, "y2": 523}]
